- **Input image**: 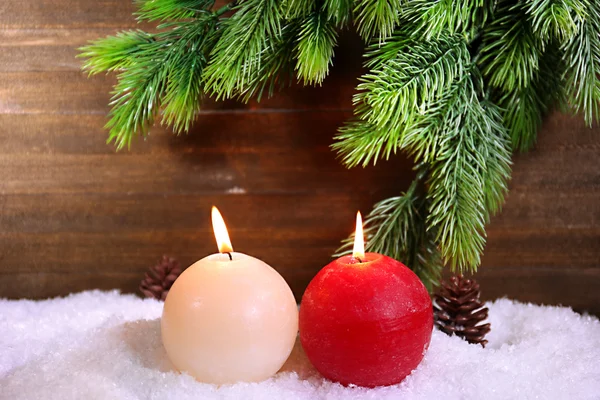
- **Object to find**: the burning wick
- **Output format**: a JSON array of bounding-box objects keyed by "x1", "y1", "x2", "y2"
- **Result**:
[{"x1": 352, "y1": 211, "x2": 365, "y2": 263}]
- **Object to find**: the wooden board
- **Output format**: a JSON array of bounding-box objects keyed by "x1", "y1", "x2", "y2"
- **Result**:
[{"x1": 0, "y1": 1, "x2": 598, "y2": 316}]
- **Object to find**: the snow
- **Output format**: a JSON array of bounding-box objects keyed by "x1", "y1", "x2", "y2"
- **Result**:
[{"x1": 1, "y1": 290, "x2": 599, "y2": 400}]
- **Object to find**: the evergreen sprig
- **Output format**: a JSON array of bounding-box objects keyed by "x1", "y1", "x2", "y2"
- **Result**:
[
  {"x1": 295, "y1": 10, "x2": 339, "y2": 85},
  {"x1": 562, "y1": 0, "x2": 600, "y2": 126},
  {"x1": 202, "y1": 0, "x2": 283, "y2": 100},
  {"x1": 81, "y1": 0, "x2": 600, "y2": 290}
]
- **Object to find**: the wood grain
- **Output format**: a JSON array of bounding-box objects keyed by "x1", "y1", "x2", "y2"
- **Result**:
[{"x1": 0, "y1": 2, "x2": 598, "y2": 316}]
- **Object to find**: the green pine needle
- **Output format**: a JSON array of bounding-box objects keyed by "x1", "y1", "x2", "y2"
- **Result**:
[
  {"x1": 426, "y1": 76, "x2": 510, "y2": 271},
  {"x1": 283, "y1": 0, "x2": 316, "y2": 20},
  {"x1": 498, "y1": 43, "x2": 565, "y2": 151},
  {"x1": 295, "y1": 10, "x2": 338, "y2": 85},
  {"x1": 525, "y1": 0, "x2": 587, "y2": 42},
  {"x1": 81, "y1": 17, "x2": 218, "y2": 149},
  {"x1": 354, "y1": 0, "x2": 403, "y2": 42},
  {"x1": 333, "y1": 31, "x2": 471, "y2": 167},
  {"x1": 79, "y1": 30, "x2": 155, "y2": 75},
  {"x1": 478, "y1": 1, "x2": 543, "y2": 93},
  {"x1": 403, "y1": 0, "x2": 493, "y2": 40},
  {"x1": 562, "y1": 0, "x2": 600, "y2": 126},
  {"x1": 135, "y1": 0, "x2": 215, "y2": 22},
  {"x1": 324, "y1": 0, "x2": 354, "y2": 25},
  {"x1": 203, "y1": 0, "x2": 283, "y2": 100}
]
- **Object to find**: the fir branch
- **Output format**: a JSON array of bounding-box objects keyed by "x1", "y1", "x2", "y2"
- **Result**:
[
  {"x1": 161, "y1": 20, "x2": 220, "y2": 132},
  {"x1": 333, "y1": 31, "x2": 470, "y2": 167},
  {"x1": 478, "y1": 1, "x2": 543, "y2": 93},
  {"x1": 354, "y1": 0, "x2": 404, "y2": 42},
  {"x1": 498, "y1": 43, "x2": 565, "y2": 151},
  {"x1": 426, "y1": 75, "x2": 510, "y2": 271},
  {"x1": 135, "y1": 0, "x2": 215, "y2": 22},
  {"x1": 81, "y1": 16, "x2": 219, "y2": 149},
  {"x1": 79, "y1": 30, "x2": 155, "y2": 75},
  {"x1": 283, "y1": 0, "x2": 316, "y2": 20},
  {"x1": 402, "y1": 0, "x2": 494, "y2": 40},
  {"x1": 237, "y1": 22, "x2": 299, "y2": 102},
  {"x1": 478, "y1": 0, "x2": 551, "y2": 150},
  {"x1": 562, "y1": 0, "x2": 600, "y2": 126},
  {"x1": 524, "y1": 0, "x2": 587, "y2": 42},
  {"x1": 323, "y1": 0, "x2": 354, "y2": 25},
  {"x1": 203, "y1": 0, "x2": 283, "y2": 100},
  {"x1": 295, "y1": 10, "x2": 338, "y2": 85},
  {"x1": 335, "y1": 171, "x2": 443, "y2": 292}
]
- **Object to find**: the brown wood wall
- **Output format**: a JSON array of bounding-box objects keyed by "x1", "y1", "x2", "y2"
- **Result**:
[{"x1": 1, "y1": 1, "x2": 599, "y2": 314}]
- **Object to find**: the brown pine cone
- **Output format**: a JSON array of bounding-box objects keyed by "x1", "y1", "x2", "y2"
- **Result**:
[
  {"x1": 139, "y1": 255, "x2": 182, "y2": 301},
  {"x1": 433, "y1": 275, "x2": 491, "y2": 347}
]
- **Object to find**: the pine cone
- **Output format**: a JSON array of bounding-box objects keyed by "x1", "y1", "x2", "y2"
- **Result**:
[
  {"x1": 139, "y1": 255, "x2": 182, "y2": 301},
  {"x1": 433, "y1": 275, "x2": 491, "y2": 347}
]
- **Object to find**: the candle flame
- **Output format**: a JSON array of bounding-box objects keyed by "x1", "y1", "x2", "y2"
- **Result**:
[
  {"x1": 353, "y1": 211, "x2": 365, "y2": 260},
  {"x1": 211, "y1": 206, "x2": 233, "y2": 253}
]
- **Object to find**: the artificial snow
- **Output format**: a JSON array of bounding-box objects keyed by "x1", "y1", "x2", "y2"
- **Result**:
[{"x1": 1, "y1": 291, "x2": 599, "y2": 400}]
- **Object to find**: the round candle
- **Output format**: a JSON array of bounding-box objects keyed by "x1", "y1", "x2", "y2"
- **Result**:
[
  {"x1": 299, "y1": 212, "x2": 433, "y2": 387},
  {"x1": 161, "y1": 207, "x2": 298, "y2": 384}
]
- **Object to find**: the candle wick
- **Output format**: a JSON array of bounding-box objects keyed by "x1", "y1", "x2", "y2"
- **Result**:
[
  {"x1": 356, "y1": 257, "x2": 363, "y2": 263},
  {"x1": 226, "y1": 252, "x2": 233, "y2": 261}
]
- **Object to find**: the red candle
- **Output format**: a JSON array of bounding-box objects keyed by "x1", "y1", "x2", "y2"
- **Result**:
[{"x1": 299, "y1": 212, "x2": 433, "y2": 387}]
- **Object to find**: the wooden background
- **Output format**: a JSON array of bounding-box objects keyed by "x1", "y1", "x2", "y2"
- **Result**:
[{"x1": 1, "y1": 1, "x2": 599, "y2": 314}]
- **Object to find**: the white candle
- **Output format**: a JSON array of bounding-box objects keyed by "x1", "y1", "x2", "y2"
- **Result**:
[{"x1": 161, "y1": 207, "x2": 298, "y2": 384}]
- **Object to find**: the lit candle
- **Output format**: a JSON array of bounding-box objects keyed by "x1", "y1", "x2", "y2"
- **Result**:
[
  {"x1": 161, "y1": 207, "x2": 298, "y2": 384},
  {"x1": 299, "y1": 212, "x2": 433, "y2": 387}
]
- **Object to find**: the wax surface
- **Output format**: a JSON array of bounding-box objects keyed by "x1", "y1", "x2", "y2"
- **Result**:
[
  {"x1": 161, "y1": 252, "x2": 298, "y2": 384},
  {"x1": 299, "y1": 253, "x2": 433, "y2": 387}
]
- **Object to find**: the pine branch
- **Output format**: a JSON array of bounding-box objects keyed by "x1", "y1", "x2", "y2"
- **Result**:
[
  {"x1": 333, "y1": 31, "x2": 470, "y2": 167},
  {"x1": 80, "y1": 16, "x2": 219, "y2": 149},
  {"x1": 478, "y1": 1, "x2": 550, "y2": 151},
  {"x1": 426, "y1": 75, "x2": 510, "y2": 271},
  {"x1": 79, "y1": 30, "x2": 155, "y2": 75},
  {"x1": 562, "y1": 0, "x2": 600, "y2": 126},
  {"x1": 236, "y1": 22, "x2": 299, "y2": 102},
  {"x1": 524, "y1": 0, "x2": 587, "y2": 42},
  {"x1": 354, "y1": 0, "x2": 404, "y2": 42},
  {"x1": 283, "y1": 0, "x2": 316, "y2": 20},
  {"x1": 402, "y1": 0, "x2": 494, "y2": 40},
  {"x1": 498, "y1": 43, "x2": 565, "y2": 151},
  {"x1": 203, "y1": 0, "x2": 283, "y2": 100},
  {"x1": 135, "y1": 0, "x2": 215, "y2": 22},
  {"x1": 335, "y1": 170, "x2": 443, "y2": 292},
  {"x1": 295, "y1": 10, "x2": 338, "y2": 85},
  {"x1": 478, "y1": 1, "x2": 543, "y2": 93},
  {"x1": 324, "y1": 0, "x2": 354, "y2": 25}
]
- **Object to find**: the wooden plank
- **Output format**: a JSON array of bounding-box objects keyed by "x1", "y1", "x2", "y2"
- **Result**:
[
  {"x1": 0, "y1": 0, "x2": 228, "y2": 29},
  {"x1": 0, "y1": 151, "x2": 410, "y2": 195},
  {"x1": 0, "y1": 29, "x2": 119, "y2": 72},
  {"x1": 473, "y1": 267, "x2": 600, "y2": 316},
  {"x1": 536, "y1": 112, "x2": 600, "y2": 151},
  {"x1": 0, "y1": 112, "x2": 354, "y2": 155},
  {"x1": 0, "y1": 71, "x2": 356, "y2": 114},
  {"x1": 0, "y1": 193, "x2": 380, "y2": 234},
  {"x1": 0, "y1": 230, "x2": 344, "y2": 274},
  {"x1": 0, "y1": 229, "x2": 338, "y2": 303},
  {"x1": 0, "y1": 269, "x2": 315, "y2": 303},
  {"x1": 482, "y1": 228, "x2": 600, "y2": 268},
  {"x1": 490, "y1": 191, "x2": 599, "y2": 229}
]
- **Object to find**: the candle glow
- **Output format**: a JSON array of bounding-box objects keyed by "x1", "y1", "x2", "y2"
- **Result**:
[
  {"x1": 211, "y1": 206, "x2": 233, "y2": 253},
  {"x1": 352, "y1": 211, "x2": 365, "y2": 260}
]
